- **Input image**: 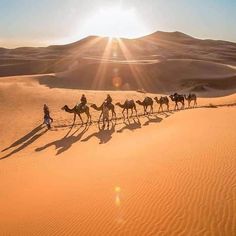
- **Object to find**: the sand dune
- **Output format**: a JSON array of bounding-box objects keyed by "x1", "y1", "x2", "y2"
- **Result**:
[
  {"x1": 0, "y1": 75, "x2": 236, "y2": 235},
  {"x1": 1, "y1": 31, "x2": 236, "y2": 95}
]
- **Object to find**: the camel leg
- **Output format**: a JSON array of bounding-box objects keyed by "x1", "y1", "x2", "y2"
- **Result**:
[
  {"x1": 112, "y1": 109, "x2": 116, "y2": 120},
  {"x1": 131, "y1": 108, "x2": 133, "y2": 118},
  {"x1": 98, "y1": 112, "x2": 103, "y2": 123},
  {"x1": 127, "y1": 109, "x2": 129, "y2": 119},
  {"x1": 122, "y1": 109, "x2": 125, "y2": 119},
  {"x1": 195, "y1": 99, "x2": 197, "y2": 107},
  {"x1": 167, "y1": 103, "x2": 169, "y2": 111},
  {"x1": 86, "y1": 111, "x2": 91, "y2": 125},
  {"x1": 78, "y1": 114, "x2": 83, "y2": 125},
  {"x1": 72, "y1": 113, "x2": 76, "y2": 126},
  {"x1": 135, "y1": 107, "x2": 138, "y2": 117}
]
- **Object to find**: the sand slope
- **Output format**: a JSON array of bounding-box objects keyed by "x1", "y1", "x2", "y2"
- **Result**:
[
  {"x1": 1, "y1": 31, "x2": 236, "y2": 94},
  {"x1": 0, "y1": 75, "x2": 236, "y2": 235}
]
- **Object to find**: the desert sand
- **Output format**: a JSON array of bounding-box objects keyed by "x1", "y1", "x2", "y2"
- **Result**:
[{"x1": 0, "y1": 74, "x2": 236, "y2": 235}]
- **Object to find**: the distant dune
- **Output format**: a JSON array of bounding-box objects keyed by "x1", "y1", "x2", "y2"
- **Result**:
[{"x1": 1, "y1": 31, "x2": 236, "y2": 94}]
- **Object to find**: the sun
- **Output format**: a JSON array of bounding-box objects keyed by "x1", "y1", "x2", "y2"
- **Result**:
[{"x1": 80, "y1": 6, "x2": 148, "y2": 39}]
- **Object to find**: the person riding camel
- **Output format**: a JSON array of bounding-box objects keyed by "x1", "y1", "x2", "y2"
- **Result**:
[
  {"x1": 105, "y1": 94, "x2": 112, "y2": 107},
  {"x1": 77, "y1": 94, "x2": 87, "y2": 110}
]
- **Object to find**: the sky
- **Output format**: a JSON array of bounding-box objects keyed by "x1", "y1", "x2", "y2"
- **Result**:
[{"x1": 0, "y1": 0, "x2": 236, "y2": 48}]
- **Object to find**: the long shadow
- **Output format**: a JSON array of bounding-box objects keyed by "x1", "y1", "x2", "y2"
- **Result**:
[
  {"x1": 1, "y1": 124, "x2": 44, "y2": 152},
  {"x1": 117, "y1": 118, "x2": 142, "y2": 133},
  {"x1": 35, "y1": 124, "x2": 90, "y2": 155},
  {"x1": 81, "y1": 122, "x2": 115, "y2": 144},
  {"x1": 1, "y1": 127, "x2": 48, "y2": 160},
  {"x1": 143, "y1": 115, "x2": 163, "y2": 126}
]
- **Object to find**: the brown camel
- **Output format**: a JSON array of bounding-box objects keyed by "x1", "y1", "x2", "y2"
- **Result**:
[
  {"x1": 91, "y1": 102, "x2": 116, "y2": 121},
  {"x1": 61, "y1": 105, "x2": 91, "y2": 125},
  {"x1": 116, "y1": 100, "x2": 138, "y2": 118},
  {"x1": 91, "y1": 103, "x2": 110, "y2": 128},
  {"x1": 154, "y1": 96, "x2": 169, "y2": 112},
  {"x1": 169, "y1": 93, "x2": 185, "y2": 110},
  {"x1": 136, "y1": 97, "x2": 153, "y2": 115},
  {"x1": 184, "y1": 93, "x2": 197, "y2": 107}
]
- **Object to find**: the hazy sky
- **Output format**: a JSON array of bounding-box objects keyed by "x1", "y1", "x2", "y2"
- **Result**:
[{"x1": 1, "y1": 0, "x2": 236, "y2": 48}]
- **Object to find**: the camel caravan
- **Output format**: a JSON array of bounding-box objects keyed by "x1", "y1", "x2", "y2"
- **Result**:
[{"x1": 55, "y1": 93, "x2": 197, "y2": 129}]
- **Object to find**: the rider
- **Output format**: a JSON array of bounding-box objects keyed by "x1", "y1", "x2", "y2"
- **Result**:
[
  {"x1": 77, "y1": 94, "x2": 87, "y2": 109},
  {"x1": 105, "y1": 94, "x2": 112, "y2": 106}
]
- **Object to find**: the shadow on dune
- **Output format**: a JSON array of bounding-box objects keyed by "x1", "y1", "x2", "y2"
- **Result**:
[
  {"x1": 1, "y1": 124, "x2": 48, "y2": 160},
  {"x1": 117, "y1": 118, "x2": 142, "y2": 133},
  {"x1": 2, "y1": 124, "x2": 44, "y2": 152},
  {"x1": 35, "y1": 124, "x2": 90, "y2": 155},
  {"x1": 81, "y1": 122, "x2": 115, "y2": 144},
  {"x1": 143, "y1": 115, "x2": 163, "y2": 126}
]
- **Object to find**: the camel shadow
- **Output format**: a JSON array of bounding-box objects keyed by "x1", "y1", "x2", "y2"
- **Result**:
[
  {"x1": 81, "y1": 122, "x2": 115, "y2": 144},
  {"x1": 1, "y1": 125, "x2": 48, "y2": 160},
  {"x1": 117, "y1": 118, "x2": 142, "y2": 133},
  {"x1": 35, "y1": 124, "x2": 90, "y2": 155},
  {"x1": 143, "y1": 115, "x2": 163, "y2": 126}
]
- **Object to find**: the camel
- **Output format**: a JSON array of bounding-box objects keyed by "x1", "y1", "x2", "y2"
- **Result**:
[
  {"x1": 184, "y1": 93, "x2": 197, "y2": 107},
  {"x1": 61, "y1": 105, "x2": 91, "y2": 126},
  {"x1": 154, "y1": 96, "x2": 169, "y2": 112},
  {"x1": 136, "y1": 97, "x2": 153, "y2": 115},
  {"x1": 90, "y1": 102, "x2": 116, "y2": 121},
  {"x1": 169, "y1": 93, "x2": 185, "y2": 110},
  {"x1": 116, "y1": 100, "x2": 138, "y2": 118}
]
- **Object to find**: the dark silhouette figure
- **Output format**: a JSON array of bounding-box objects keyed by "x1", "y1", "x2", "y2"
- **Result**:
[
  {"x1": 116, "y1": 100, "x2": 138, "y2": 119},
  {"x1": 43, "y1": 104, "x2": 53, "y2": 129},
  {"x1": 105, "y1": 94, "x2": 112, "y2": 105},
  {"x1": 184, "y1": 93, "x2": 197, "y2": 107},
  {"x1": 154, "y1": 96, "x2": 169, "y2": 112},
  {"x1": 77, "y1": 94, "x2": 87, "y2": 110},
  {"x1": 169, "y1": 93, "x2": 185, "y2": 110},
  {"x1": 61, "y1": 104, "x2": 91, "y2": 126},
  {"x1": 136, "y1": 97, "x2": 154, "y2": 115}
]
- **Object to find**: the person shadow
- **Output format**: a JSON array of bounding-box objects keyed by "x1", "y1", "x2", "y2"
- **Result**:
[
  {"x1": 35, "y1": 124, "x2": 90, "y2": 155},
  {"x1": 1, "y1": 124, "x2": 48, "y2": 160},
  {"x1": 117, "y1": 117, "x2": 142, "y2": 133},
  {"x1": 81, "y1": 122, "x2": 115, "y2": 144},
  {"x1": 143, "y1": 115, "x2": 163, "y2": 126}
]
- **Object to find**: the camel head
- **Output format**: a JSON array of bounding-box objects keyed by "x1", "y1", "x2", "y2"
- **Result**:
[
  {"x1": 169, "y1": 94, "x2": 175, "y2": 101},
  {"x1": 61, "y1": 105, "x2": 68, "y2": 110},
  {"x1": 90, "y1": 104, "x2": 96, "y2": 109},
  {"x1": 154, "y1": 97, "x2": 160, "y2": 103},
  {"x1": 136, "y1": 100, "x2": 142, "y2": 105}
]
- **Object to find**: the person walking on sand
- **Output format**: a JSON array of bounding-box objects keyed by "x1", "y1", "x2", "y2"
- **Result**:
[{"x1": 43, "y1": 104, "x2": 53, "y2": 128}]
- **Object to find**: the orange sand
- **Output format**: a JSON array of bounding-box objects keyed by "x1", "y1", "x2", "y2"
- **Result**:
[{"x1": 0, "y1": 75, "x2": 236, "y2": 235}]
